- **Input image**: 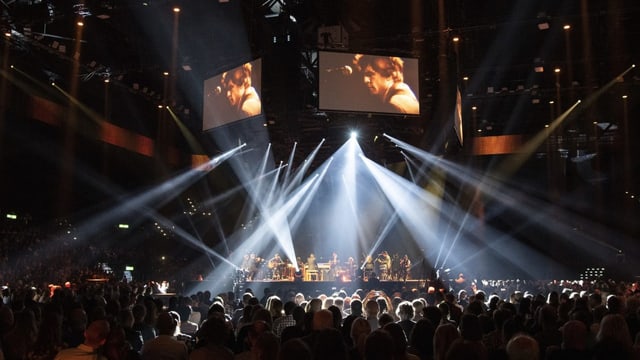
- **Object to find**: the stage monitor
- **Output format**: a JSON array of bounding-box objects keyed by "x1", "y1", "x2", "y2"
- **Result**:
[
  {"x1": 203, "y1": 58, "x2": 263, "y2": 131},
  {"x1": 319, "y1": 51, "x2": 420, "y2": 115}
]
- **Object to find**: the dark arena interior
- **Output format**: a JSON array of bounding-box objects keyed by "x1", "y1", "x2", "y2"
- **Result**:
[{"x1": 0, "y1": 0, "x2": 640, "y2": 358}]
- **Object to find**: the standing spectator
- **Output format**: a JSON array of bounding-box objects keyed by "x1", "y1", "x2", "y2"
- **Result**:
[{"x1": 396, "y1": 301, "x2": 416, "y2": 340}]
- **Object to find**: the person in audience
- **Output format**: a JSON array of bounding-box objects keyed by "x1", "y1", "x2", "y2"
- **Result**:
[
  {"x1": 62, "y1": 307, "x2": 87, "y2": 348},
  {"x1": 592, "y1": 313, "x2": 637, "y2": 360},
  {"x1": 252, "y1": 331, "x2": 280, "y2": 360},
  {"x1": 118, "y1": 308, "x2": 143, "y2": 354},
  {"x1": 532, "y1": 305, "x2": 562, "y2": 356},
  {"x1": 349, "y1": 318, "x2": 371, "y2": 360},
  {"x1": 189, "y1": 313, "x2": 234, "y2": 360},
  {"x1": 505, "y1": 334, "x2": 539, "y2": 360},
  {"x1": 407, "y1": 319, "x2": 435, "y2": 360},
  {"x1": 28, "y1": 310, "x2": 66, "y2": 360},
  {"x1": 273, "y1": 301, "x2": 297, "y2": 337},
  {"x1": 546, "y1": 319, "x2": 591, "y2": 360},
  {"x1": 412, "y1": 299, "x2": 425, "y2": 322},
  {"x1": 103, "y1": 325, "x2": 142, "y2": 360},
  {"x1": 235, "y1": 320, "x2": 272, "y2": 360},
  {"x1": 54, "y1": 319, "x2": 111, "y2": 360},
  {"x1": 364, "y1": 297, "x2": 380, "y2": 332},
  {"x1": 131, "y1": 304, "x2": 155, "y2": 342},
  {"x1": 140, "y1": 312, "x2": 188, "y2": 360},
  {"x1": 3, "y1": 309, "x2": 38, "y2": 360},
  {"x1": 278, "y1": 338, "x2": 312, "y2": 360},
  {"x1": 433, "y1": 323, "x2": 460, "y2": 360},
  {"x1": 396, "y1": 301, "x2": 416, "y2": 339},
  {"x1": 383, "y1": 323, "x2": 420, "y2": 360},
  {"x1": 312, "y1": 328, "x2": 348, "y2": 360},
  {"x1": 364, "y1": 329, "x2": 395, "y2": 360}
]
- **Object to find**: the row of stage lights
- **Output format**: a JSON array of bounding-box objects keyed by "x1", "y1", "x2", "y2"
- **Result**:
[{"x1": 579, "y1": 267, "x2": 605, "y2": 280}]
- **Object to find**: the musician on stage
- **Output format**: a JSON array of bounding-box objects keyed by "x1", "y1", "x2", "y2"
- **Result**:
[
  {"x1": 363, "y1": 255, "x2": 374, "y2": 281},
  {"x1": 247, "y1": 253, "x2": 258, "y2": 280},
  {"x1": 307, "y1": 253, "x2": 317, "y2": 271},
  {"x1": 399, "y1": 254, "x2": 411, "y2": 282},
  {"x1": 375, "y1": 251, "x2": 392, "y2": 280},
  {"x1": 328, "y1": 251, "x2": 339, "y2": 280},
  {"x1": 268, "y1": 253, "x2": 284, "y2": 280},
  {"x1": 391, "y1": 253, "x2": 401, "y2": 280},
  {"x1": 240, "y1": 253, "x2": 251, "y2": 275},
  {"x1": 294, "y1": 257, "x2": 305, "y2": 281},
  {"x1": 346, "y1": 256, "x2": 357, "y2": 281}
]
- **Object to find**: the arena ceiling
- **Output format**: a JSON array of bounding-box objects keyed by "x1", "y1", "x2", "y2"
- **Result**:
[{"x1": 1, "y1": 0, "x2": 639, "y2": 219}]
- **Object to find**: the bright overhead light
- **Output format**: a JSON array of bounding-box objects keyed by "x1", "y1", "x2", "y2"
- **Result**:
[{"x1": 350, "y1": 131, "x2": 358, "y2": 139}]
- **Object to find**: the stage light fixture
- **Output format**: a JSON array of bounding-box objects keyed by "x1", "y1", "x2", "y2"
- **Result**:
[{"x1": 350, "y1": 131, "x2": 358, "y2": 139}]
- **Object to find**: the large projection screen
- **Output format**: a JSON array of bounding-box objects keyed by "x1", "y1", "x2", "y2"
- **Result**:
[
  {"x1": 203, "y1": 59, "x2": 263, "y2": 131},
  {"x1": 319, "y1": 51, "x2": 420, "y2": 115}
]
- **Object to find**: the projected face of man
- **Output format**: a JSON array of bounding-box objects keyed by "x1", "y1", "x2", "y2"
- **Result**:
[
  {"x1": 225, "y1": 77, "x2": 245, "y2": 109},
  {"x1": 363, "y1": 60, "x2": 393, "y2": 99}
]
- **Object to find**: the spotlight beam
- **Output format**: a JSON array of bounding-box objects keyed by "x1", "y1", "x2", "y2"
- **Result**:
[
  {"x1": 386, "y1": 133, "x2": 628, "y2": 274},
  {"x1": 283, "y1": 142, "x2": 297, "y2": 186},
  {"x1": 166, "y1": 106, "x2": 205, "y2": 154},
  {"x1": 283, "y1": 139, "x2": 325, "y2": 194},
  {"x1": 73, "y1": 145, "x2": 245, "y2": 242}
]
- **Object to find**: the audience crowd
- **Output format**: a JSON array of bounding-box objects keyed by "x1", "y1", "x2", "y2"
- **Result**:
[{"x1": 2, "y1": 219, "x2": 640, "y2": 359}]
